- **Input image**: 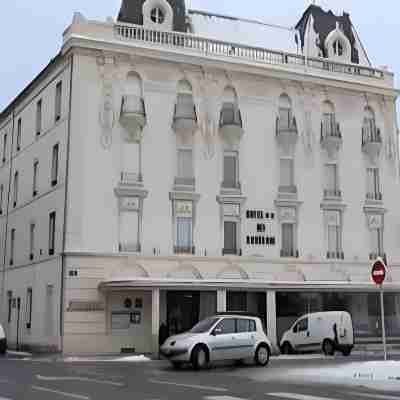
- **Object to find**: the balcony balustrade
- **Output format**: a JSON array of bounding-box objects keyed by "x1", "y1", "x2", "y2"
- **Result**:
[
  {"x1": 219, "y1": 103, "x2": 244, "y2": 145},
  {"x1": 113, "y1": 24, "x2": 385, "y2": 80},
  {"x1": 172, "y1": 94, "x2": 198, "y2": 136},
  {"x1": 369, "y1": 253, "x2": 387, "y2": 264},
  {"x1": 120, "y1": 95, "x2": 146, "y2": 142}
]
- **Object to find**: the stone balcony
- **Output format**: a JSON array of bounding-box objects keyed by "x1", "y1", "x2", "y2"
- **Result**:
[
  {"x1": 172, "y1": 95, "x2": 198, "y2": 136},
  {"x1": 173, "y1": 176, "x2": 196, "y2": 192},
  {"x1": 277, "y1": 185, "x2": 298, "y2": 201},
  {"x1": 219, "y1": 104, "x2": 244, "y2": 145},
  {"x1": 362, "y1": 127, "x2": 382, "y2": 163},
  {"x1": 120, "y1": 95, "x2": 146, "y2": 142},
  {"x1": 320, "y1": 122, "x2": 342, "y2": 158}
]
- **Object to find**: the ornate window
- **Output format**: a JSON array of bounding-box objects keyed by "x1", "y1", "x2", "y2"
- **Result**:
[
  {"x1": 333, "y1": 39, "x2": 344, "y2": 56},
  {"x1": 150, "y1": 7, "x2": 165, "y2": 24}
]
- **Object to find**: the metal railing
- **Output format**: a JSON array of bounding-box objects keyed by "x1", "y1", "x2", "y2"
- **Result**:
[
  {"x1": 121, "y1": 95, "x2": 146, "y2": 117},
  {"x1": 324, "y1": 189, "x2": 342, "y2": 198},
  {"x1": 321, "y1": 121, "x2": 342, "y2": 141},
  {"x1": 114, "y1": 23, "x2": 385, "y2": 80},
  {"x1": 174, "y1": 246, "x2": 195, "y2": 255},
  {"x1": 119, "y1": 243, "x2": 141, "y2": 253},
  {"x1": 222, "y1": 248, "x2": 242, "y2": 256},
  {"x1": 276, "y1": 115, "x2": 297, "y2": 135},
  {"x1": 366, "y1": 192, "x2": 383, "y2": 201},
  {"x1": 327, "y1": 251, "x2": 344, "y2": 260},
  {"x1": 280, "y1": 249, "x2": 299, "y2": 258},
  {"x1": 121, "y1": 172, "x2": 143, "y2": 184},
  {"x1": 362, "y1": 126, "x2": 382, "y2": 146},
  {"x1": 174, "y1": 96, "x2": 197, "y2": 121}
]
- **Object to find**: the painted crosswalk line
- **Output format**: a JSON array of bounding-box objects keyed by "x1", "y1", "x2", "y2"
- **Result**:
[
  {"x1": 149, "y1": 379, "x2": 227, "y2": 392},
  {"x1": 204, "y1": 397, "x2": 248, "y2": 400},
  {"x1": 266, "y1": 393, "x2": 340, "y2": 400},
  {"x1": 31, "y1": 386, "x2": 90, "y2": 400}
]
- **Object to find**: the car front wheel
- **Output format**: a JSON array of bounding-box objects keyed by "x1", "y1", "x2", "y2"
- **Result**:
[
  {"x1": 322, "y1": 339, "x2": 335, "y2": 356},
  {"x1": 191, "y1": 345, "x2": 208, "y2": 370},
  {"x1": 255, "y1": 344, "x2": 270, "y2": 366}
]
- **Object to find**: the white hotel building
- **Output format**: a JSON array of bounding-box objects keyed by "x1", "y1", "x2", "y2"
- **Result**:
[{"x1": 0, "y1": 1, "x2": 400, "y2": 354}]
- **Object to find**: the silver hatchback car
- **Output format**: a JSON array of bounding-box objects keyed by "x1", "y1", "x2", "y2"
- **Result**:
[{"x1": 160, "y1": 313, "x2": 272, "y2": 369}]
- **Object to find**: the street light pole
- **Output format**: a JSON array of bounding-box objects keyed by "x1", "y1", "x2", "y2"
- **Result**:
[{"x1": 380, "y1": 285, "x2": 387, "y2": 361}]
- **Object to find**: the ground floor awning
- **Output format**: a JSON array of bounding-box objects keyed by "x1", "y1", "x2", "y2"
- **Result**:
[{"x1": 98, "y1": 277, "x2": 400, "y2": 292}]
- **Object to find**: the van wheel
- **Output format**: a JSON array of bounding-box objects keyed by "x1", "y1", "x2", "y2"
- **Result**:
[
  {"x1": 322, "y1": 339, "x2": 335, "y2": 356},
  {"x1": 191, "y1": 345, "x2": 208, "y2": 370},
  {"x1": 281, "y1": 342, "x2": 293, "y2": 355},
  {"x1": 341, "y1": 347, "x2": 352, "y2": 357},
  {"x1": 255, "y1": 344, "x2": 270, "y2": 366}
]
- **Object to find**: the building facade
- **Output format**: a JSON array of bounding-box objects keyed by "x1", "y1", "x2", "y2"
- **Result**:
[{"x1": 1, "y1": 1, "x2": 400, "y2": 354}]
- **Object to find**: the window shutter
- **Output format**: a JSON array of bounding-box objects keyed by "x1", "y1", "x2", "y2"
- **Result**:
[
  {"x1": 178, "y1": 149, "x2": 193, "y2": 179},
  {"x1": 282, "y1": 223, "x2": 294, "y2": 252},
  {"x1": 224, "y1": 221, "x2": 237, "y2": 251},
  {"x1": 280, "y1": 159, "x2": 293, "y2": 186},
  {"x1": 224, "y1": 154, "x2": 237, "y2": 185}
]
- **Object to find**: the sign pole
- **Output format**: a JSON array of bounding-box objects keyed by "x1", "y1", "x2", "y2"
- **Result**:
[{"x1": 380, "y1": 284, "x2": 387, "y2": 361}]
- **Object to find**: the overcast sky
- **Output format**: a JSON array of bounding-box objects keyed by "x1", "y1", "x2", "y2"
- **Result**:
[{"x1": 0, "y1": 1, "x2": 398, "y2": 111}]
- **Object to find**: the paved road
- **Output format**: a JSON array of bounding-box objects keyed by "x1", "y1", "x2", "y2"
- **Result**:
[{"x1": 0, "y1": 353, "x2": 399, "y2": 400}]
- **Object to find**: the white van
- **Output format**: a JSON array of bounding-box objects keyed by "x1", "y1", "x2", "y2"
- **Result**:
[
  {"x1": 0, "y1": 324, "x2": 6, "y2": 355},
  {"x1": 280, "y1": 311, "x2": 354, "y2": 356}
]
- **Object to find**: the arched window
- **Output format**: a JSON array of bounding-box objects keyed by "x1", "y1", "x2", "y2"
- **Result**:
[
  {"x1": 126, "y1": 72, "x2": 143, "y2": 97},
  {"x1": 220, "y1": 86, "x2": 241, "y2": 127},
  {"x1": 363, "y1": 107, "x2": 379, "y2": 144},
  {"x1": 322, "y1": 101, "x2": 339, "y2": 139},
  {"x1": 333, "y1": 39, "x2": 344, "y2": 56},
  {"x1": 278, "y1": 94, "x2": 293, "y2": 130},
  {"x1": 150, "y1": 7, "x2": 165, "y2": 24},
  {"x1": 175, "y1": 80, "x2": 196, "y2": 122}
]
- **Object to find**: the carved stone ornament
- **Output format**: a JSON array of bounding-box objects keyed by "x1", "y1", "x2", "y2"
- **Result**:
[
  {"x1": 295, "y1": 85, "x2": 316, "y2": 154},
  {"x1": 367, "y1": 214, "x2": 382, "y2": 230},
  {"x1": 97, "y1": 55, "x2": 117, "y2": 150},
  {"x1": 278, "y1": 207, "x2": 296, "y2": 224},
  {"x1": 194, "y1": 72, "x2": 223, "y2": 160},
  {"x1": 379, "y1": 96, "x2": 397, "y2": 162}
]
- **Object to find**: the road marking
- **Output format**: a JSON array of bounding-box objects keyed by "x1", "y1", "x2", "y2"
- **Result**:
[
  {"x1": 148, "y1": 379, "x2": 228, "y2": 392},
  {"x1": 36, "y1": 375, "x2": 124, "y2": 387},
  {"x1": 267, "y1": 393, "x2": 339, "y2": 400},
  {"x1": 0, "y1": 397, "x2": 13, "y2": 400},
  {"x1": 31, "y1": 386, "x2": 90, "y2": 400},
  {"x1": 204, "y1": 397, "x2": 247, "y2": 400},
  {"x1": 345, "y1": 391, "x2": 400, "y2": 400}
]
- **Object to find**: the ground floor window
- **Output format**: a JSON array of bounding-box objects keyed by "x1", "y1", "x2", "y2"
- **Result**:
[{"x1": 276, "y1": 291, "x2": 400, "y2": 341}]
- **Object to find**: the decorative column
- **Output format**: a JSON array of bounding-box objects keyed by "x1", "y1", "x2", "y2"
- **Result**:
[
  {"x1": 217, "y1": 289, "x2": 227, "y2": 312},
  {"x1": 266, "y1": 291, "x2": 277, "y2": 347},
  {"x1": 151, "y1": 288, "x2": 160, "y2": 356}
]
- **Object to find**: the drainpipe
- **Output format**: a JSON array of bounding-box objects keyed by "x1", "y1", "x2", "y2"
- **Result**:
[{"x1": 60, "y1": 52, "x2": 74, "y2": 354}]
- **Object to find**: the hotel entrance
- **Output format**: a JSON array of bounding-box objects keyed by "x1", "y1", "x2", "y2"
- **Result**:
[{"x1": 165, "y1": 291, "x2": 217, "y2": 336}]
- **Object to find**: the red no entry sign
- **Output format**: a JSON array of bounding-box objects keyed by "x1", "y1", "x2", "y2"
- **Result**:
[{"x1": 371, "y1": 258, "x2": 386, "y2": 285}]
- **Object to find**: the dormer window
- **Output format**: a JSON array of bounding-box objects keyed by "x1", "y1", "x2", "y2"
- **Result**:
[
  {"x1": 151, "y1": 7, "x2": 165, "y2": 24},
  {"x1": 333, "y1": 39, "x2": 344, "y2": 56}
]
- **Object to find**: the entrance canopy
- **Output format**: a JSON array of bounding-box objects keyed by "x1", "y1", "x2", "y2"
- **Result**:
[{"x1": 98, "y1": 277, "x2": 400, "y2": 292}]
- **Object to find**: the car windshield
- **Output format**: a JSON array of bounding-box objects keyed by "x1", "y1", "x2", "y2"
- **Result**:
[{"x1": 190, "y1": 317, "x2": 219, "y2": 333}]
